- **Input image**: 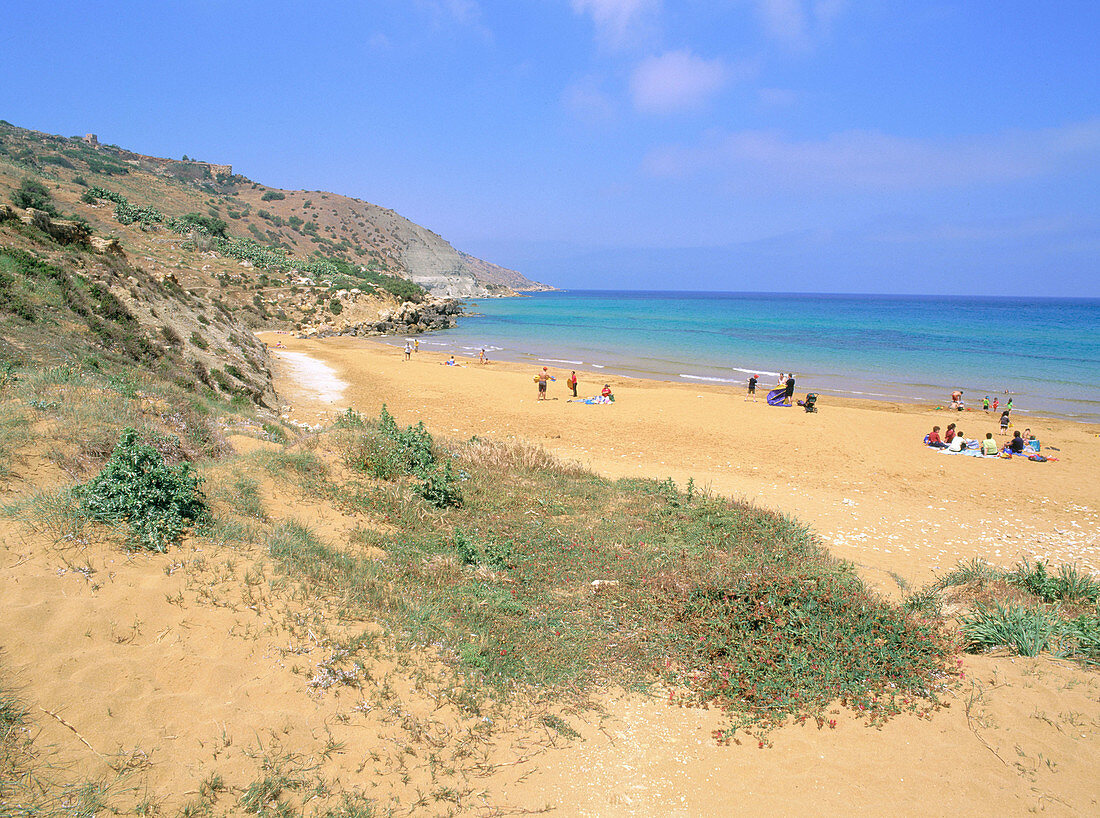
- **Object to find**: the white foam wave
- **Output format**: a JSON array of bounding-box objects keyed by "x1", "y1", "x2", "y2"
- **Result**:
[
  {"x1": 731, "y1": 367, "x2": 780, "y2": 377},
  {"x1": 680, "y1": 373, "x2": 737, "y2": 384},
  {"x1": 539, "y1": 358, "x2": 584, "y2": 365}
]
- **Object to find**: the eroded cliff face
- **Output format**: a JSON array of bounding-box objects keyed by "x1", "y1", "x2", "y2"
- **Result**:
[{"x1": 398, "y1": 222, "x2": 551, "y2": 297}]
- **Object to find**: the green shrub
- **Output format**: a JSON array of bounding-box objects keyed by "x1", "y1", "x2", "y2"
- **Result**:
[
  {"x1": 376, "y1": 405, "x2": 434, "y2": 475},
  {"x1": 78, "y1": 428, "x2": 208, "y2": 551},
  {"x1": 11, "y1": 177, "x2": 58, "y2": 215},
  {"x1": 261, "y1": 190, "x2": 285, "y2": 201},
  {"x1": 178, "y1": 213, "x2": 228, "y2": 238},
  {"x1": 415, "y1": 461, "x2": 463, "y2": 508}
]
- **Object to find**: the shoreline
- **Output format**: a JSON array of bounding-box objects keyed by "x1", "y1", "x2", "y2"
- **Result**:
[
  {"x1": 417, "y1": 289, "x2": 1100, "y2": 424},
  {"x1": 262, "y1": 331, "x2": 1100, "y2": 587},
  {"x1": 363, "y1": 331, "x2": 1087, "y2": 426}
]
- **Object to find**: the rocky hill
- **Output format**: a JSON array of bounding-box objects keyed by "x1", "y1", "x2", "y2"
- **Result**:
[
  {"x1": 0, "y1": 118, "x2": 553, "y2": 409},
  {"x1": 0, "y1": 120, "x2": 550, "y2": 298}
]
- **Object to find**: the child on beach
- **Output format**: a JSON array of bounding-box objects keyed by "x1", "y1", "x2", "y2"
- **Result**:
[
  {"x1": 981, "y1": 433, "x2": 998, "y2": 456},
  {"x1": 944, "y1": 423, "x2": 957, "y2": 444},
  {"x1": 746, "y1": 374, "x2": 758, "y2": 401},
  {"x1": 926, "y1": 426, "x2": 947, "y2": 448},
  {"x1": 404, "y1": 342, "x2": 411, "y2": 360},
  {"x1": 567, "y1": 371, "x2": 578, "y2": 397},
  {"x1": 999, "y1": 410, "x2": 1010, "y2": 433}
]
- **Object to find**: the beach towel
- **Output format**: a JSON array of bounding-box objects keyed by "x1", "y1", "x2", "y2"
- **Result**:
[
  {"x1": 571, "y1": 396, "x2": 612, "y2": 405},
  {"x1": 766, "y1": 388, "x2": 789, "y2": 407}
]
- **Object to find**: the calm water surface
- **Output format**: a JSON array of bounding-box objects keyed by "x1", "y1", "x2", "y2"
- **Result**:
[{"x1": 396, "y1": 290, "x2": 1100, "y2": 422}]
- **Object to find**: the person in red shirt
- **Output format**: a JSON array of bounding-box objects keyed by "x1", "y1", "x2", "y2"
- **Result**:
[
  {"x1": 944, "y1": 423, "x2": 957, "y2": 443},
  {"x1": 926, "y1": 426, "x2": 948, "y2": 448}
]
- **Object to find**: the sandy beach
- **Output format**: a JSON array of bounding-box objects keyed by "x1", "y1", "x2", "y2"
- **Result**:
[
  {"x1": 249, "y1": 331, "x2": 1100, "y2": 815},
  {"x1": 264, "y1": 333, "x2": 1100, "y2": 592},
  {"x1": 3, "y1": 332, "x2": 1097, "y2": 817}
]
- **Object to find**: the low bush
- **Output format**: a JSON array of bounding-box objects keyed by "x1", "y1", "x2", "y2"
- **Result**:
[
  {"x1": 78, "y1": 427, "x2": 208, "y2": 551},
  {"x1": 261, "y1": 190, "x2": 286, "y2": 201},
  {"x1": 10, "y1": 177, "x2": 58, "y2": 216}
]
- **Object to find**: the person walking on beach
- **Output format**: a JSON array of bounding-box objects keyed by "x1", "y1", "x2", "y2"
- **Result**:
[
  {"x1": 784, "y1": 373, "x2": 796, "y2": 406},
  {"x1": 414, "y1": 339, "x2": 419, "y2": 353},
  {"x1": 478, "y1": 348, "x2": 486, "y2": 365},
  {"x1": 983, "y1": 396, "x2": 990, "y2": 411},
  {"x1": 746, "y1": 374, "x2": 758, "y2": 402},
  {"x1": 567, "y1": 370, "x2": 578, "y2": 397},
  {"x1": 403, "y1": 341, "x2": 411, "y2": 360},
  {"x1": 536, "y1": 366, "x2": 553, "y2": 400},
  {"x1": 999, "y1": 410, "x2": 1011, "y2": 434}
]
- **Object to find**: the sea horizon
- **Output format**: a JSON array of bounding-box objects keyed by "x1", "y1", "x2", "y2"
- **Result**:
[{"x1": 395, "y1": 289, "x2": 1100, "y2": 423}]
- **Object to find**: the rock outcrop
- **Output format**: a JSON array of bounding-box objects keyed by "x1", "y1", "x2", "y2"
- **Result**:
[{"x1": 307, "y1": 298, "x2": 463, "y2": 338}]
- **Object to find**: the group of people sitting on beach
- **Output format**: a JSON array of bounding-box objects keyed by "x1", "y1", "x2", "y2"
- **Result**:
[{"x1": 925, "y1": 421, "x2": 1040, "y2": 457}]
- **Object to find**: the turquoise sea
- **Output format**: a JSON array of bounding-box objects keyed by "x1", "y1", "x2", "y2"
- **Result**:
[{"x1": 400, "y1": 291, "x2": 1100, "y2": 422}]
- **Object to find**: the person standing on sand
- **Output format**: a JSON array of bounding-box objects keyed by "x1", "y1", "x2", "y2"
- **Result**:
[
  {"x1": 746, "y1": 374, "x2": 758, "y2": 402},
  {"x1": 999, "y1": 410, "x2": 1010, "y2": 434},
  {"x1": 414, "y1": 339, "x2": 419, "y2": 353},
  {"x1": 404, "y1": 341, "x2": 411, "y2": 360},
  {"x1": 478, "y1": 348, "x2": 486, "y2": 365},
  {"x1": 567, "y1": 370, "x2": 578, "y2": 397},
  {"x1": 784, "y1": 373, "x2": 796, "y2": 406},
  {"x1": 536, "y1": 366, "x2": 552, "y2": 400}
]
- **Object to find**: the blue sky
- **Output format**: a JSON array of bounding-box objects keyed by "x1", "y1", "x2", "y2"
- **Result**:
[{"x1": 2, "y1": 1, "x2": 1098, "y2": 295}]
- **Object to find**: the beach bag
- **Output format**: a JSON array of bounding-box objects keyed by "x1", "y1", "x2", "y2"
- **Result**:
[{"x1": 1028, "y1": 454, "x2": 1048, "y2": 462}]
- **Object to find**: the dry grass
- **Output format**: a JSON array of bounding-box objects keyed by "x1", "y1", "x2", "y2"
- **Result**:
[{"x1": 458, "y1": 435, "x2": 590, "y2": 477}]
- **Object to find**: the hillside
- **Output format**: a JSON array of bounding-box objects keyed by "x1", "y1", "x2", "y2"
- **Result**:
[{"x1": 0, "y1": 120, "x2": 550, "y2": 305}]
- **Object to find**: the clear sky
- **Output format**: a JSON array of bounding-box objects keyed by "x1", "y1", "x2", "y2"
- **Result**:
[{"x1": 2, "y1": 1, "x2": 1098, "y2": 295}]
